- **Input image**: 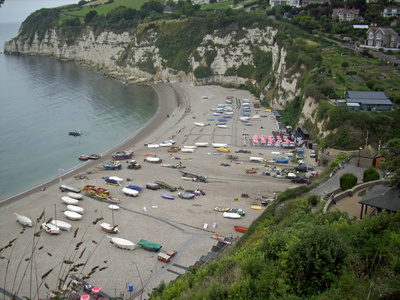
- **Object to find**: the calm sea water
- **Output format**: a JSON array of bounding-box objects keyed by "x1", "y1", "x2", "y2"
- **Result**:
[{"x1": 0, "y1": 1, "x2": 158, "y2": 202}]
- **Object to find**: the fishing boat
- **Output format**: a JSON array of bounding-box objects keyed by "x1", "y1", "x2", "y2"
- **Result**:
[
  {"x1": 167, "y1": 147, "x2": 181, "y2": 152},
  {"x1": 181, "y1": 148, "x2": 195, "y2": 153},
  {"x1": 145, "y1": 157, "x2": 162, "y2": 163},
  {"x1": 51, "y1": 220, "x2": 71, "y2": 231},
  {"x1": 78, "y1": 155, "x2": 89, "y2": 161},
  {"x1": 122, "y1": 187, "x2": 139, "y2": 197},
  {"x1": 137, "y1": 239, "x2": 163, "y2": 252},
  {"x1": 214, "y1": 206, "x2": 230, "y2": 212},
  {"x1": 61, "y1": 196, "x2": 79, "y2": 205},
  {"x1": 67, "y1": 192, "x2": 83, "y2": 200},
  {"x1": 223, "y1": 212, "x2": 242, "y2": 219},
  {"x1": 107, "y1": 236, "x2": 135, "y2": 250},
  {"x1": 88, "y1": 153, "x2": 101, "y2": 160},
  {"x1": 15, "y1": 213, "x2": 32, "y2": 227},
  {"x1": 112, "y1": 150, "x2": 133, "y2": 160},
  {"x1": 103, "y1": 161, "x2": 122, "y2": 170},
  {"x1": 64, "y1": 211, "x2": 83, "y2": 220},
  {"x1": 67, "y1": 205, "x2": 84, "y2": 215},
  {"x1": 69, "y1": 131, "x2": 82, "y2": 136},
  {"x1": 177, "y1": 192, "x2": 195, "y2": 199},
  {"x1": 194, "y1": 142, "x2": 209, "y2": 147},
  {"x1": 234, "y1": 226, "x2": 248, "y2": 233},
  {"x1": 95, "y1": 192, "x2": 110, "y2": 199},
  {"x1": 212, "y1": 143, "x2": 228, "y2": 148},
  {"x1": 41, "y1": 222, "x2": 61, "y2": 235},
  {"x1": 161, "y1": 194, "x2": 175, "y2": 200},
  {"x1": 194, "y1": 122, "x2": 205, "y2": 127}
]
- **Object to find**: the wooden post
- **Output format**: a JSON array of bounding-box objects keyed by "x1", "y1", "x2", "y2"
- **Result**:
[{"x1": 360, "y1": 204, "x2": 364, "y2": 220}]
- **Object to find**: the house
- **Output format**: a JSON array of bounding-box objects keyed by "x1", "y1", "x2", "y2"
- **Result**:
[
  {"x1": 270, "y1": 0, "x2": 300, "y2": 8},
  {"x1": 357, "y1": 145, "x2": 378, "y2": 168},
  {"x1": 302, "y1": 0, "x2": 330, "y2": 6},
  {"x1": 365, "y1": 27, "x2": 400, "y2": 48},
  {"x1": 345, "y1": 91, "x2": 393, "y2": 111},
  {"x1": 374, "y1": 152, "x2": 386, "y2": 168},
  {"x1": 332, "y1": 7, "x2": 361, "y2": 22},
  {"x1": 382, "y1": 7, "x2": 400, "y2": 18}
]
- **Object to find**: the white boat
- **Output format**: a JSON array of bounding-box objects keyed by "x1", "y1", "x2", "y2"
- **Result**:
[
  {"x1": 195, "y1": 142, "x2": 209, "y2": 147},
  {"x1": 181, "y1": 148, "x2": 195, "y2": 153},
  {"x1": 109, "y1": 205, "x2": 120, "y2": 210},
  {"x1": 101, "y1": 222, "x2": 119, "y2": 233},
  {"x1": 225, "y1": 111, "x2": 234, "y2": 115},
  {"x1": 41, "y1": 222, "x2": 60, "y2": 235},
  {"x1": 107, "y1": 236, "x2": 136, "y2": 250},
  {"x1": 122, "y1": 187, "x2": 139, "y2": 197},
  {"x1": 252, "y1": 115, "x2": 260, "y2": 119},
  {"x1": 223, "y1": 212, "x2": 242, "y2": 219},
  {"x1": 183, "y1": 145, "x2": 197, "y2": 149},
  {"x1": 181, "y1": 176, "x2": 196, "y2": 181},
  {"x1": 147, "y1": 144, "x2": 160, "y2": 148},
  {"x1": 108, "y1": 176, "x2": 123, "y2": 182},
  {"x1": 212, "y1": 143, "x2": 228, "y2": 148},
  {"x1": 250, "y1": 157, "x2": 265, "y2": 162},
  {"x1": 145, "y1": 157, "x2": 162, "y2": 163},
  {"x1": 15, "y1": 213, "x2": 32, "y2": 227},
  {"x1": 67, "y1": 205, "x2": 84, "y2": 214},
  {"x1": 159, "y1": 142, "x2": 173, "y2": 147},
  {"x1": 61, "y1": 196, "x2": 79, "y2": 205},
  {"x1": 67, "y1": 192, "x2": 83, "y2": 200},
  {"x1": 217, "y1": 125, "x2": 228, "y2": 128},
  {"x1": 240, "y1": 117, "x2": 250, "y2": 121},
  {"x1": 51, "y1": 220, "x2": 71, "y2": 231},
  {"x1": 64, "y1": 210, "x2": 82, "y2": 220},
  {"x1": 194, "y1": 122, "x2": 205, "y2": 127}
]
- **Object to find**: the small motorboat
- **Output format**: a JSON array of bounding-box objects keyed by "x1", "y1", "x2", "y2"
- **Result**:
[
  {"x1": 15, "y1": 213, "x2": 32, "y2": 227},
  {"x1": 122, "y1": 187, "x2": 139, "y2": 197},
  {"x1": 107, "y1": 236, "x2": 136, "y2": 250},
  {"x1": 78, "y1": 155, "x2": 89, "y2": 161},
  {"x1": 234, "y1": 226, "x2": 248, "y2": 233},
  {"x1": 105, "y1": 196, "x2": 120, "y2": 204},
  {"x1": 69, "y1": 131, "x2": 82, "y2": 136},
  {"x1": 51, "y1": 220, "x2": 71, "y2": 231},
  {"x1": 41, "y1": 222, "x2": 61, "y2": 235},
  {"x1": 67, "y1": 192, "x2": 83, "y2": 200},
  {"x1": 64, "y1": 210, "x2": 83, "y2": 220},
  {"x1": 67, "y1": 205, "x2": 84, "y2": 215},
  {"x1": 105, "y1": 177, "x2": 121, "y2": 186},
  {"x1": 61, "y1": 196, "x2": 79, "y2": 205},
  {"x1": 177, "y1": 192, "x2": 195, "y2": 199},
  {"x1": 217, "y1": 125, "x2": 228, "y2": 128},
  {"x1": 159, "y1": 142, "x2": 173, "y2": 147},
  {"x1": 161, "y1": 194, "x2": 175, "y2": 200},
  {"x1": 112, "y1": 150, "x2": 133, "y2": 160}
]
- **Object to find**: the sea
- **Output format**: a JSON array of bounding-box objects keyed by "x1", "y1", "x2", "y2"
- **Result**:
[{"x1": 0, "y1": 0, "x2": 158, "y2": 202}]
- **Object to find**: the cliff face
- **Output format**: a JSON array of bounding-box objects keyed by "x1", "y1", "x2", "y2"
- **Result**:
[{"x1": 4, "y1": 25, "x2": 300, "y2": 107}]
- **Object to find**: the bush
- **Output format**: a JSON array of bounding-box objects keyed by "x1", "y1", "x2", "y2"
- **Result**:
[
  {"x1": 308, "y1": 195, "x2": 319, "y2": 207},
  {"x1": 363, "y1": 167, "x2": 380, "y2": 183},
  {"x1": 340, "y1": 173, "x2": 358, "y2": 190},
  {"x1": 193, "y1": 65, "x2": 212, "y2": 78}
]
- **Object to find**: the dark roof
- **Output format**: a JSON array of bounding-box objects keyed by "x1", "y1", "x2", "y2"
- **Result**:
[
  {"x1": 359, "y1": 185, "x2": 400, "y2": 212},
  {"x1": 346, "y1": 91, "x2": 393, "y2": 105}
]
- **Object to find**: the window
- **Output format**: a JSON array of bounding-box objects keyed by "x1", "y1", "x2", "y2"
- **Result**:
[
  {"x1": 377, "y1": 33, "x2": 382, "y2": 40},
  {"x1": 369, "y1": 33, "x2": 374, "y2": 39}
]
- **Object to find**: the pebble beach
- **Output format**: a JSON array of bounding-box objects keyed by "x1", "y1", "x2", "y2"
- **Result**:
[{"x1": 0, "y1": 82, "x2": 307, "y2": 299}]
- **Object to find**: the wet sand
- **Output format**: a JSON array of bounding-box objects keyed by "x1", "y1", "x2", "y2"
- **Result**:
[{"x1": 0, "y1": 82, "x2": 303, "y2": 299}]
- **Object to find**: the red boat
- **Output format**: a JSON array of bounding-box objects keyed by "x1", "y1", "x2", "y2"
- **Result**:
[
  {"x1": 234, "y1": 226, "x2": 248, "y2": 233},
  {"x1": 79, "y1": 155, "x2": 89, "y2": 161}
]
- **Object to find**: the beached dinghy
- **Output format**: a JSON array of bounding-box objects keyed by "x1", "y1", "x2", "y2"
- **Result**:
[
  {"x1": 61, "y1": 196, "x2": 79, "y2": 205},
  {"x1": 223, "y1": 212, "x2": 242, "y2": 219},
  {"x1": 41, "y1": 222, "x2": 60, "y2": 235},
  {"x1": 234, "y1": 226, "x2": 248, "y2": 233},
  {"x1": 181, "y1": 148, "x2": 195, "y2": 153},
  {"x1": 161, "y1": 194, "x2": 175, "y2": 200},
  {"x1": 51, "y1": 220, "x2": 71, "y2": 231},
  {"x1": 145, "y1": 157, "x2": 162, "y2": 163},
  {"x1": 122, "y1": 187, "x2": 139, "y2": 197},
  {"x1": 177, "y1": 192, "x2": 195, "y2": 199},
  {"x1": 217, "y1": 125, "x2": 228, "y2": 128},
  {"x1": 212, "y1": 143, "x2": 228, "y2": 148},
  {"x1": 15, "y1": 213, "x2": 33, "y2": 227},
  {"x1": 67, "y1": 192, "x2": 83, "y2": 200},
  {"x1": 107, "y1": 236, "x2": 136, "y2": 250},
  {"x1": 64, "y1": 211, "x2": 83, "y2": 220},
  {"x1": 109, "y1": 205, "x2": 120, "y2": 210},
  {"x1": 194, "y1": 122, "x2": 205, "y2": 127},
  {"x1": 194, "y1": 142, "x2": 209, "y2": 147},
  {"x1": 101, "y1": 223, "x2": 119, "y2": 233},
  {"x1": 67, "y1": 205, "x2": 84, "y2": 214}
]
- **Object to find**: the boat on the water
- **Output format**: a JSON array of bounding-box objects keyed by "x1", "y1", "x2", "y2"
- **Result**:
[
  {"x1": 177, "y1": 192, "x2": 195, "y2": 199},
  {"x1": 161, "y1": 194, "x2": 175, "y2": 200},
  {"x1": 112, "y1": 150, "x2": 133, "y2": 160},
  {"x1": 67, "y1": 205, "x2": 84, "y2": 215},
  {"x1": 234, "y1": 226, "x2": 248, "y2": 233},
  {"x1": 64, "y1": 210, "x2": 83, "y2": 220},
  {"x1": 51, "y1": 220, "x2": 71, "y2": 231},
  {"x1": 69, "y1": 131, "x2": 82, "y2": 136},
  {"x1": 145, "y1": 157, "x2": 162, "y2": 163},
  {"x1": 122, "y1": 187, "x2": 139, "y2": 197},
  {"x1": 108, "y1": 236, "x2": 135, "y2": 250},
  {"x1": 41, "y1": 222, "x2": 61, "y2": 235},
  {"x1": 67, "y1": 192, "x2": 83, "y2": 200},
  {"x1": 15, "y1": 213, "x2": 32, "y2": 227},
  {"x1": 103, "y1": 161, "x2": 122, "y2": 170},
  {"x1": 137, "y1": 239, "x2": 163, "y2": 252},
  {"x1": 61, "y1": 196, "x2": 79, "y2": 205},
  {"x1": 194, "y1": 142, "x2": 209, "y2": 147}
]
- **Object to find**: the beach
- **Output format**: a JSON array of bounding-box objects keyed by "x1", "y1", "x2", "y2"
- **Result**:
[{"x1": 0, "y1": 82, "x2": 305, "y2": 299}]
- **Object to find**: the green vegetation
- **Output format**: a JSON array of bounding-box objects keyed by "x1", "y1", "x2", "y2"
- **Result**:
[
  {"x1": 150, "y1": 205, "x2": 400, "y2": 299},
  {"x1": 340, "y1": 173, "x2": 358, "y2": 190},
  {"x1": 363, "y1": 167, "x2": 380, "y2": 183}
]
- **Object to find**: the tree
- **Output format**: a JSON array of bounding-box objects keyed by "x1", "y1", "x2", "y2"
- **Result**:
[
  {"x1": 381, "y1": 138, "x2": 400, "y2": 190},
  {"x1": 340, "y1": 173, "x2": 358, "y2": 190},
  {"x1": 363, "y1": 167, "x2": 380, "y2": 183},
  {"x1": 84, "y1": 10, "x2": 97, "y2": 24}
]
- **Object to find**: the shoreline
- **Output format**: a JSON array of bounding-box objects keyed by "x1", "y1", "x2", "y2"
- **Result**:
[{"x1": 0, "y1": 82, "x2": 312, "y2": 298}]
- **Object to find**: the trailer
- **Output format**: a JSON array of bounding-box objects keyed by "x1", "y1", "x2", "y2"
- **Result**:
[
  {"x1": 155, "y1": 181, "x2": 177, "y2": 192},
  {"x1": 180, "y1": 171, "x2": 208, "y2": 183}
]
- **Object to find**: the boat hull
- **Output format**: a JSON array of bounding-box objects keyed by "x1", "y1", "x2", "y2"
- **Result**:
[
  {"x1": 15, "y1": 213, "x2": 32, "y2": 227},
  {"x1": 108, "y1": 236, "x2": 136, "y2": 250},
  {"x1": 234, "y1": 226, "x2": 248, "y2": 233},
  {"x1": 64, "y1": 211, "x2": 82, "y2": 220},
  {"x1": 161, "y1": 194, "x2": 175, "y2": 200}
]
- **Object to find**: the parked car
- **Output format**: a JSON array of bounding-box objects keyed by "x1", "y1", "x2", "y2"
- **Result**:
[
  {"x1": 294, "y1": 165, "x2": 307, "y2": 172},
  {"x1": 310, "y1": 150, "x2": 316, "y2": 158},
  {"x1": 291, "y1": 176, "x2": 310, "y2": 184}
]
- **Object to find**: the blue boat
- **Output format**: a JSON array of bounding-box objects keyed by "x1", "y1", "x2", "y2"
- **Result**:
[
  {"x1": 207, "y1": 118, "x2": 215, "y2": 121},
  {"x1": 273, "y1": 158, "x2": 289, "y2": 163},
  {"x1": 161, "y1": 194, "x2": 175, "y2": 200},
  {"x1": 216, "y1": 122, "x2": 226, "y2": 125},
  {"x1": 218, "y1": 118, "x2": 228, "y2": 122},
  {"x1": 242, "y1": 112, "x2": 251, "y2": 116},
  {"x1": 223, "y1": 115, "x2": 232, "y2": 118},
  {"x1": 103, "y1": 161, "x2": 122, "y2": 170},
  {"x1": 105, "y1": 177, "x2": 120, "y2": 186},
  {"x1": 112, "y1": 150, "x2": 133, "y2": 160},
  {"x1": 126, "y1": 184, "x2": 143, "y2": 192},
  {"x1": 243, "y1": 123, "x2": 253, "y2": 126}
]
